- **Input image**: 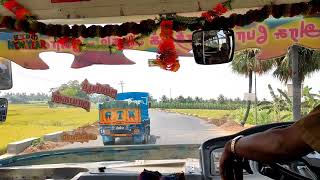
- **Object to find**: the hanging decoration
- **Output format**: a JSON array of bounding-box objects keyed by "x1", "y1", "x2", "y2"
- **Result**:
[
  {"x1": 155, "y1": 20, "x2": 180, "y2": 72},
  {"x1": 51, "y1": 91, "x2": 91, "y2": 112},
  {"x1": 0, "y1": 0, "x2": 319, "y2": 73},
  {"x1": 81, "y1": 79, "x2": 118, "y2": 98},
  {"x1": 0, "y1": 1, "x2": 318, "y2": 38},
  {"x1": 1, "y1": 0, "x2": 31, "y2": 20},
  {"x1": 0, "y1": 30, "x2": 191, "y2": 70},
  {"x1": 234, "y1": 16, "x2": 320, "y2": 60},
  {"x1": 201, "y1": 3, "x2": 229, "y2": 22}
]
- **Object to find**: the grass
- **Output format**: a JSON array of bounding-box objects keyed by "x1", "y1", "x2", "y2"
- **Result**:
[
  {"x1": 230, "y1": 108, "x2": 292, "y2": 125},
  {"x1": 168, "y1": 108, "x2": 292, "y2": 126},
  {"x1": 168, "y1": 109, "x2": 234, "y2": 119},
  {"x1": 0, "y1": 104, "x2": 98, "y2": 155}
]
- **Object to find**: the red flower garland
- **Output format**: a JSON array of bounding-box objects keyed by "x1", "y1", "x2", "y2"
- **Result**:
[
  {"x1": 213, "y1": 3, "x2": 228, "y2": 15},
  {"x1": 201, "y1": 3, "x2": 229, "y2": 22},
  {"x1": 156, "y1": 20, "x2": 179, "y2": 72}
]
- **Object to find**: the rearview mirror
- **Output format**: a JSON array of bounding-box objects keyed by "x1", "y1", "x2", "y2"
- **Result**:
[
  {"x1": 0, "y1": 59, "x2": 13, "y2": 90},
  {"x1": 0, "y1": 98, "x2": 8, "y2": 122},
  {"x1": 192, "y1": 29, "x2": 235, "y2": 65}
]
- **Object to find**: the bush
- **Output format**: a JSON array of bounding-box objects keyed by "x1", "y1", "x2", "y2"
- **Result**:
[{"x1": 230, "y1": 108, "x2": 292, "y2": 125}]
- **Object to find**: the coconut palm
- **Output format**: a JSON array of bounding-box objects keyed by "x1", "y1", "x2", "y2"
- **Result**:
[
  {"x1": 273, "y1": 46, "x2": 320, "y2": 120},
  {"x1": 231, "y1": 49, "x2": 273, "y2": 126}
]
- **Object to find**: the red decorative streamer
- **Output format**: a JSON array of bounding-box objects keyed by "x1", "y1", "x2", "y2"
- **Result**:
[
  {"x1": 201, "y1": 3, "x2": 229, "y2": 22},
  {"x1": 213, "y1": 3, "x2": 228, "y2": 15},
  {"x1": 156, "y1": 20, "x2": 179, "y2": 72},
  {"x1": 3, "y1": 0, "x2": 31, "y2": 20}
]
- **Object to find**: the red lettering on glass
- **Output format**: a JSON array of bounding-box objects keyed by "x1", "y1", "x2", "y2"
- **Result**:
[
  {"x1": 300, "y1": 21, "x2": 320, "y2": 38},
  {"x1": 40, "y1": 40, "x2": 47, "y2": 49},
  {"x1": 246, "y1": 30, "x2": 256, "y2": 41},
  {"x1": 101, "y1": 38, "x2": 109, "y2": 45},
  {"x1": 175, "y1": 32, "x2": 185, "y2": 40},
  {"x1": 111, "y1": 38, "x2": 118, "y2": 45},
  {"x1": 236, "y1": 32, "x2": 246, "y2": 43},
  {"x1": 274, "y1": 29, "x2": 288, "y2": 39},
  {"x1": 150, "y1": 33, "x2": 160, "y2": 45},
  {"x1": 257, "y1": 25, "x2": 268, "y2": 44},
  {"x1": 289, "y1": 28, "x2": 299, "y2": 42}
]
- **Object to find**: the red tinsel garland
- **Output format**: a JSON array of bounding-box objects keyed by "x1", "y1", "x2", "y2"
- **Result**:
[
  {"x1": 201, "y1": 3, "x2": 229, "y2": 22},
  {"x1": 213, "y1": 3, "x2": 228, "y2": 15},
  {"x1": 156, "y1": 20, "x2": 180, "y2": 72},
  {"x1": 3, "y1": 0, "x2": 31, "y2": 20},
  {"x1": 0, "y1": 2, "x2": 319, "y2": 38}
]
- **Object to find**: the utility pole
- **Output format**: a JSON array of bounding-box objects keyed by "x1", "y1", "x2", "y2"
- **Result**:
[
  {"x1": 170, "y1": 88, "x2": 172, "y2": 100},
  {"x1": 119, "y1": 81, "x2": 125, "y2": 93},
  {"x1": 254, "y1": 72, "x2": 258, "y2": 125},
  {"x1": 290, "y1": 45, "x2": 301, "y2": 121}
]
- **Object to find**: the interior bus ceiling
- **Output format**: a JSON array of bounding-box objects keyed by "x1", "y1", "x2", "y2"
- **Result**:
[{"x1": 0, "y1": 0, "x2": 310, "y2": 24}]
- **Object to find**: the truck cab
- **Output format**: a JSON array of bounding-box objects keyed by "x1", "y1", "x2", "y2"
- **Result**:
[{"x1": 98, "y1": 92, "x2": 150, "y2": 145}]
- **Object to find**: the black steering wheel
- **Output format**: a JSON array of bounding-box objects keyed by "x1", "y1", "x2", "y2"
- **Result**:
[
  {"x1": 254, "y1": 157, "x2": 319, "y2": 180},
  {"x1": 250, "y1": 124, "x2": 319, "y2": 180}
]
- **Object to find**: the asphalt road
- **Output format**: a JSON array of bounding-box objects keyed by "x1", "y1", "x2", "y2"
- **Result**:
[{"x1": 59, "y1": 110, "x2": 229, "y2": 149}]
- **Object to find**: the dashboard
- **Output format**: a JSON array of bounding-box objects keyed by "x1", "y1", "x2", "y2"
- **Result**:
[{"x1": 0, "y1": 159, "x2": 273, "y2": 180}]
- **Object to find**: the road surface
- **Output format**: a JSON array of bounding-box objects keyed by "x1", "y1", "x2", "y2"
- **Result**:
[{"x1": 59, "y1": 110, "x2": 229, "y2": 149}]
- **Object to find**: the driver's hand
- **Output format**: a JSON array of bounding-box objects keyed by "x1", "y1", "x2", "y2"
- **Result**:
[{"x1": 219, "y1": 141, "x2": 244, "y2": 180}]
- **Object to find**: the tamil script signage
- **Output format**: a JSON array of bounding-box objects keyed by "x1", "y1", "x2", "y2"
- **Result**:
[
  {"x1": 81, "y1": 79, "x2": 117, "y2": 98},
  {"x1": 51, "y1": 91, "x2": 91, "y2": 112},
  {"x1": 234, "y1": 16, "x2": 320, "y2": 60}
]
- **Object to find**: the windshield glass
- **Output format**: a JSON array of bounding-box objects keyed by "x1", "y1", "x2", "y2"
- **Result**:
[
  {"x1": 0, "y1": 10, "x2": 320, "y2": 171},
  {"x1": 1, "y1": 47, "x2": 319, "y2": 165}
]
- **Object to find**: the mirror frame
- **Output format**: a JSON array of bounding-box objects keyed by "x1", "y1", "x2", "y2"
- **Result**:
[
  {"x1": 0, "y1": 59, "x2": 13, "y2": 90},
  {"x1": 192, "y1": 29, "x2": 235, "y2": 65}
]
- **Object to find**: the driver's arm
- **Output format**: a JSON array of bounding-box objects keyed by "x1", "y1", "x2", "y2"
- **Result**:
[{"x1": 226, "y1": 105, "x2": 320, "y2": 162}]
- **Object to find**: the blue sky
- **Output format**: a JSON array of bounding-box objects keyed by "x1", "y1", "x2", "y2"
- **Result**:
[{"x1": 4, "y1": 50, "x2": 320, "y2": 101}]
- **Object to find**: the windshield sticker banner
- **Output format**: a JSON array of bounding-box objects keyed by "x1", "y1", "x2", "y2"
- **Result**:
[
  {"x1": 81, "y1": 79, "x2": 117, "y2": 98},
  {"x1": 61, "y1": 132, "x2": 97, "y2": 143},
  {"x1": 0, "y1": 29, "x2": 192, "y2": 70},
  {"x1": 2, "y1": 16, "x2": 319, "y2": 70},
  {"x1": 51, "y1": 91, "x2": 91, "y2": 112},
  {"x1": 234, "y1": 16, "x2": 320, "y2": 60}
]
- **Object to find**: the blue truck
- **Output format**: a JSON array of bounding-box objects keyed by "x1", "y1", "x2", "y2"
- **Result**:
[{"x1": 98, "y1": 92, "x2": 150, "y2": 145}]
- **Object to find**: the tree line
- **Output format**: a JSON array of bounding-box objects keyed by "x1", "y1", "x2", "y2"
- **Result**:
[
  {"x1": 149, "y1": 94, "x2": 248, "y2": 110},
  {"x1": 1, "y1": 92, "x2": 50, "y2": 104},
  {"x1": 153, "y1": 94, "x2": 248, "y2": 104}
]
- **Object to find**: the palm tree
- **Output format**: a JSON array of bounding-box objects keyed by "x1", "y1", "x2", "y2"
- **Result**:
[
  {"x1": 273, "y1": 46, "x2": 320, "y2": 120},
  {"x1": 231, "y1": 49, "x2": 273, "y2": 126}
]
